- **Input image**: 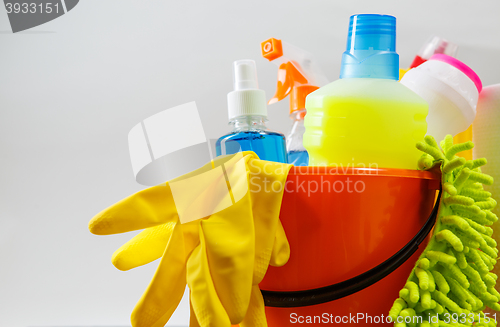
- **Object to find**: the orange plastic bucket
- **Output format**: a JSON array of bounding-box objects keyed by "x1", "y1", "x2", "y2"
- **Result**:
[{"x1": 260, "y1": 166, "x2": 441, "y2": 326}]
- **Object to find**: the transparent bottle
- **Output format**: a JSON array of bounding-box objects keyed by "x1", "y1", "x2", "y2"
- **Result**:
[
  {"x1": 286, "y1": 109, "x2": 309, "y2": 166},
  {"x1": 215, "y1": 60, "x2": 288, "y2": 163},
  {"x1": 216, "y1": 115, "x2": 287, "y2": 163},
  {"x1": 261, "y1": 38, "x2": 328, "y2": 166},
  {"x1": 409, "y1": 35, "x2": 458, "y2": 69}
]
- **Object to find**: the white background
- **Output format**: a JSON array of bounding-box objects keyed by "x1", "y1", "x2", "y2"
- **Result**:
[{"x1": 1, "y1": 1, "x2": 499, "y2": 326}]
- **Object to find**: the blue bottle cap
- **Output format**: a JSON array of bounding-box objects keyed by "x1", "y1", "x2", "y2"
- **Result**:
[{"x1": 340, "y1": 14, "x2": 399, "y2": 80}]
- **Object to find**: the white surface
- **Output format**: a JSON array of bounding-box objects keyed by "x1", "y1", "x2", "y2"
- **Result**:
[
  {"x1": 143, "y1": 102, "x2": 206, "y2": 160},
  {"x1": 1, "y1": 1, "x2": 500, "y2": 326},
  {"x1": 128, "y1": 123, "x2": 152, "y2": 180},
  {"x1": 130, "y1": 102, "x2": 208, "y2": 185}
]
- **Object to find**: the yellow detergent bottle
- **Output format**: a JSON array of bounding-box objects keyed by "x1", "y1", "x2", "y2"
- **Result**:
[{"x1": 304, "y1": 14, "x2": 428, "y2": 169}]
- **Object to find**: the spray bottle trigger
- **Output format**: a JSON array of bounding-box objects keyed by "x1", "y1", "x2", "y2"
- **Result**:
[{"x1": 269, "y1": 61, "x2": 309, "y2": 105}]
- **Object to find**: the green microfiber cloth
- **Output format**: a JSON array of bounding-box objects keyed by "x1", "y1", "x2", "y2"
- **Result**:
[{"x1": 389, "y1": 135, "x2": 499, "y2": 327}]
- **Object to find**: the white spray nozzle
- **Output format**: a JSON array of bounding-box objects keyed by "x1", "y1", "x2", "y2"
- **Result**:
[
  {"x1": 233, "y1": 60, "x2": 259, "y2": 90},
  {"x1": 227, "y1": 60, "x2": 267, "y2": 120}
]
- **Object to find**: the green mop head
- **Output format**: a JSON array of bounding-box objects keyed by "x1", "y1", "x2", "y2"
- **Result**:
[{"x1": 389, "y1": 135, "x2": 499, "y2": 327}]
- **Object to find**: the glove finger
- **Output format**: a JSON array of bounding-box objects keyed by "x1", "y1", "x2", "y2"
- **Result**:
[
  {"x1": 187, "y1": 225, "x2": 232, "y2": 327},
  {"x1": 191, "y1": 300, "x2": 240, "y2": 327},
  {"x1": 131, "y1": 223, "x2": 189, "y2": 327},
  {"x1": 249, "y1": 159, "x2": 292, "y2": 284},
  {"x1": 269, "y1": 221, "x2": 290, "y2": 267},
  {"x1": 112, "y1": 222, "x2": 175, "y2": 271},
  {"x1": 239, "y1": 285, "x2": 268, "y2": 327},
  {"x1": 89, "y1": 184, "x2": 178, "y2": 235},
  {"x1": 202, "y1": 155, "x2": 255, "y2": 324},
  {"x1": 191, "y1": 286, "x2": 243, "y2": 327},
  {"x1": 189, "y1": 298, "x2": 201, "y2": 327}
]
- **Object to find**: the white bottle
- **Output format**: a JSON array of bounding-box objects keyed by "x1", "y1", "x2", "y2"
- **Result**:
[
  {"x1": 473, "y1": 84, "x2": 500, "y2": 207},
  {"x1": 400, "y1": 54, "x2": 482, "y2": 143},
  {"x1": 473, "y1": 84, "x2": 500, "y2": 283}
]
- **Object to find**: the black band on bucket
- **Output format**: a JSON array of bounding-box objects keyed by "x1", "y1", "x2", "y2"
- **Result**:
[{"x1": 261, "y1": 188, "x2": 442, "y2": 308}]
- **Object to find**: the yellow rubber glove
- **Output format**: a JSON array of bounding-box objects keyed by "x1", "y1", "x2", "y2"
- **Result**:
[{"x1": 89, "y1": 152, "x2": 292, "y2": 327}]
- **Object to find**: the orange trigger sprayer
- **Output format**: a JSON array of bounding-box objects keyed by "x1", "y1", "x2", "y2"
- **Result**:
[{"x1": 261, "y1": 38, "x2": 328, "y2": 166}]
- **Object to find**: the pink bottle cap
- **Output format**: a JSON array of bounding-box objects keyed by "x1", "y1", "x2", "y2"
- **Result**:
[{"x1": 429, "y1": 54, "x2": 482, "y2": 93}]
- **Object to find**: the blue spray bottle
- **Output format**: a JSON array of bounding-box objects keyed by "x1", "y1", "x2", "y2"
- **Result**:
[{"x1": 215, "y1": 60, "x2": 288, "y2": 163}]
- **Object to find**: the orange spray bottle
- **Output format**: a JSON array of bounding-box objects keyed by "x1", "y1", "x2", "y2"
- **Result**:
[{"x1": 261, "y1": 38, "x2": 328, "y2": 165}]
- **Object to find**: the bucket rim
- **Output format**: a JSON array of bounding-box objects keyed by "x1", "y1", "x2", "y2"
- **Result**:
[{"x1": 289, "y1": 166, "x2": 440, "y2": 180}]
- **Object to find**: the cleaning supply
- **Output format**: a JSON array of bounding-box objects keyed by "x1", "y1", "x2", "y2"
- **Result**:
[
  {"x1": 389, "y1": 135, "x2": 500, "y2": 326},
  {"x1": 286, "y1": 109, "x2": 310, "y2": 166},
  {"x1": 410, "y1": 36, "x2": 458, "y2": 69},
  {"x1": 401, "y1": 54, "x2": 482, "y2": 148},
  {"x1": 473, "y1": 84, "x2": 500, "y2": 294},
  {"x1": 89, "y1": 151, "x2": 293, "y2": 327},
  {"x1": 261, "y1": 38, "x2": 329, "y2": 166},
  {"x1": 260, "y1": 165, "x2": 440, "y2": 326},
  {"x1": 303, "y1": 14, "x2": 428, "y2": 170},
  {"x1": 400, "y1": 36, "x2": 458, "y2": 79},
  {"x1": 216, "y1": 60, "x2": 288, "y2": 163},
  {"x1": 400, "y1": 37, "x2": 473, "y2": 159}
]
